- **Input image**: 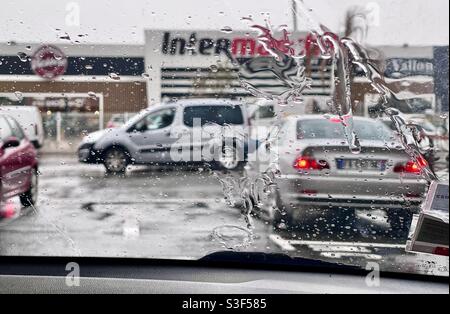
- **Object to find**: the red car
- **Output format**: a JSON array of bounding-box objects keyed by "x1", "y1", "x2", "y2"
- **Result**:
[{"x1": 0, "y1": 114, "x2": 39, "y2": 207}]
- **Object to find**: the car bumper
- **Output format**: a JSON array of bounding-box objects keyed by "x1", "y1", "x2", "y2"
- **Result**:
[
  {"x1": 78, "y1": 143, "x2": 99, "y2": 164},
  {"x1": 276, "y1": 175, "x2": 428, "y2": 210}
]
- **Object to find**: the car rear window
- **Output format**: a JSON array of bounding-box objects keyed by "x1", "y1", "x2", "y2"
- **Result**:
[
  {"x1": 183, "y1": 105, "x2": 244, "y2": 127},
  {"x1": 297, "y1": 119, "x2": 394, "y2": 141}
]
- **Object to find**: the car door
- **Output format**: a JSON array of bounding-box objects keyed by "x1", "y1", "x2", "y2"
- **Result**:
[
  {"x1": 4, "y1": 116, "x2": 33, "y2": 195},
  {"x1": 127, "y1": 108, "x2": 178, "y2": 163}
]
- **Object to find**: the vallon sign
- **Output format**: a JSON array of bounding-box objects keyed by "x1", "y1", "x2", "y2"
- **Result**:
[
  {"x1": 31, "y1": 45, "x2": 68, "y2": 79},
  {"x1": 384, "y1": 58, "x2": 434, "y2": 79}
]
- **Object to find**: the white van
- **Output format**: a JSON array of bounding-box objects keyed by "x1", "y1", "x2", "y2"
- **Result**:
[{"x1": 0, "y1": 106, "x2": 44, "y2": 149}]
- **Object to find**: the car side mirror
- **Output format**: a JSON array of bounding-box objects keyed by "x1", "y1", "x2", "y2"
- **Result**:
[{"x1": 2, "y1": 137, "x2": 20, "y2": 149}]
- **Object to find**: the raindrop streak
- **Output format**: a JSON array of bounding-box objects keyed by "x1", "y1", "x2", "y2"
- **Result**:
[
  {"x1": 210, "y1": 65, "x2": 219, "y2": 73},
  {"x1": 239, "y1": 0, "x2": 436, "y2": 181},
  {"x1": 212, "y1": 126, "x2": 281, "y2": 235},
  {"x1": 109, "y1": 73, "x2": 121, "y2": 80},
  {"x1": 14, "y1": 91, "x2": 24, "y2": 101},
  {"x1": 213, "y1": 0, "x2": 438, "y2": 244},
  {"x1": 237, "y1": 23, "x2": 312, "y2": 107},
  {"x1": 58, "y1": 32, "x2": 71, "y2": 41},
  {"x1": 212, "y1": 225, "x2": 253, "y2": 250},
  {"x1": 220, "y1": 26, "x2": 233, "y2": 34},
  {"x1": 293, "y1": 0, "x2": 437, "y2": 180}
]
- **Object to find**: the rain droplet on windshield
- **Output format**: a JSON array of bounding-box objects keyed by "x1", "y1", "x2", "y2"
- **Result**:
[
  {"x1": 14, "y1": 91, "x2": 24, "y2": 101},
  {"x1": 109, "y1": 73, "x2": 121, "y2": 80},
  {"x1": 220, "y1": 26, "x2": 233, "y2": 34},
  {"x1": 17, "y1": 52, "x2": 28, "y2": 62},
  {"x1": 59, "y1": 33, "x2": 71, "y2": 41},
  {"x1": 210, "y1": 65, "x2": 219, "y2": 73}
]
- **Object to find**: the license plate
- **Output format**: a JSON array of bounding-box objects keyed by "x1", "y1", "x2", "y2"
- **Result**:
[{"x1": 336, "y1": 159, "x2": 387, "y2": 171}]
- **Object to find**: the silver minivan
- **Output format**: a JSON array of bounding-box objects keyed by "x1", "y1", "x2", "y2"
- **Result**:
[{"x1": 78, "y1": 99, "x2": 250, "y2": 173}]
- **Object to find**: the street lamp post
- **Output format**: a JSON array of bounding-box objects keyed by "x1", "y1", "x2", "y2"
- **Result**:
[{"x1": 292, "y1": 0, "x2": 298, "y2": 31}]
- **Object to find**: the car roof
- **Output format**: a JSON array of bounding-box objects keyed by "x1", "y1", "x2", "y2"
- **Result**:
[
  {"x1": 283, "y1": 114, "x2": 382, "y2": 124},
  {"x1": 165, "y1": 98, "x2": 244, "y2": 107},
  {"x1": 143, "y1": 99, "x2": 246, "y2": 114}
]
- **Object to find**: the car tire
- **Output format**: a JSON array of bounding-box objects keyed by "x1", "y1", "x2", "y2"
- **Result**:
[
  {"x1": 20, "y1": 168, "x2": 38, "y2": 207},
  {"x1": 256, "y1": 184, "x2": 293, "y2": 231},
  {"x1": 103, "y1": 147, "x2": 130, "y2": 175},
  {"x1": 216, "y1": 143, "x2": 245, "y2": 171}
]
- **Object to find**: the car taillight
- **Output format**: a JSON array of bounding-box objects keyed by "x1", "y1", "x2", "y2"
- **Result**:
[
  {"x1": 294, "y1": 156, "x2": 330, "y2": 171},
  {"x1": 394, "y1": 157, "x2": 428, "y2": 174},
  {"x1": 433, "y1": 247, "x2": 449, "y2": 257}
]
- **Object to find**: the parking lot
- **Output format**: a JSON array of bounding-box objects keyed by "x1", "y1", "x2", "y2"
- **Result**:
[
  {"x1": 0, "y1": 153, "x2": 447, "y2": 274},
  {"x1": 0, "y1": 154, "x2": 275, "y2": 259}
]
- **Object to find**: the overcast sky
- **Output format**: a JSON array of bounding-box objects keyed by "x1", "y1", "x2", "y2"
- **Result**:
[{"x1": 1, "y1": 0, "x2": 448, "y2": 46}]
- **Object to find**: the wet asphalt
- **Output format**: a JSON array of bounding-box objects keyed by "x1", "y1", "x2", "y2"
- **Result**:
[{"x1": 0, "y1": 154, "x2": 448, "y2": 276}]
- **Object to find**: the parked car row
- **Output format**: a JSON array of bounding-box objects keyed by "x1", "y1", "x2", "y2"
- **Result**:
[{"x1": 78, "y1": 99, "x2": 431, "y2": 231}]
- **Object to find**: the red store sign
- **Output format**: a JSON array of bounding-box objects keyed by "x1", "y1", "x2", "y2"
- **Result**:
[{"x1": 31, "y1": 45, "x2": 68, "y2": 79}]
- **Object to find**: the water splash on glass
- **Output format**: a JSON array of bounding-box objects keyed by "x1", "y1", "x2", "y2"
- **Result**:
[
  {"x1": 241, "y1": 0, "x2": 436, "y2": 180},
  {"x1": 237, "y1": 23, "x2": 312, "y2": 106}
]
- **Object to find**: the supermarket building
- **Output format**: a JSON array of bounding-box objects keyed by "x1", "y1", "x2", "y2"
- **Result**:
[{"x1": 0, "y1": 31, "x2": 447, "y2": 149}]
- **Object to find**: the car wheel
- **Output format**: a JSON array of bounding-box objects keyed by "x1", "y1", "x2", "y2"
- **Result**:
[
  {"x1": 20, "y1": 168, "x2": 38, "y2": 207},
  {"x1": 256, "y1": 184, "x2": 292, "y2": 231},
  {"x1": 217, "y1": 144, "x2": 243, "y2": 171},
  {"x1": 103, "y1": 147, "x2": 130, "y2": 175}
]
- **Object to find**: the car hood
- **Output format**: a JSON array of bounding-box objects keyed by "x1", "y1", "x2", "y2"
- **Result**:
[{"x1": 81, "y1": 128, "x2": 119, "y2": 145}]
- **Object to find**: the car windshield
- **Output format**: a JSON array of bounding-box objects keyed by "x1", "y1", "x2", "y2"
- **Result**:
[
  {"x1": 0, "y1": 0, "x2": 448, "y2": 281},
  {"x1": 298, "y1": 119, "x2": 394, "y2": 141}
]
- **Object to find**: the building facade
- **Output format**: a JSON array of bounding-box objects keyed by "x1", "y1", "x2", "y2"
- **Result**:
[{"x1": 0, "y1": 31, "x2": 447, "y2": 151}]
